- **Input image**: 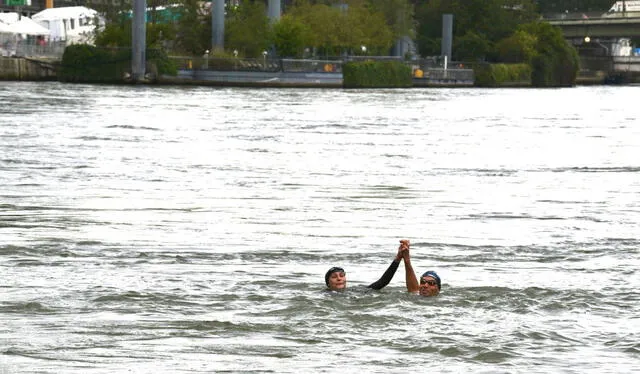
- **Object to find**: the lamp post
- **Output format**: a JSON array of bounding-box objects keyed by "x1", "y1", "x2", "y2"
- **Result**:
[
  {"x1": 361, "y1": 45, "x2": 367, "y2": 55},
  {"x1": 203, "y1": 49, "x2": 209, "y2": 69},
  {"x1": 233, "y1": 49, "x2": 238, "y2": 70},
  {"x1": 262, "y1": 50, "x2": 268, "y2": 70}
]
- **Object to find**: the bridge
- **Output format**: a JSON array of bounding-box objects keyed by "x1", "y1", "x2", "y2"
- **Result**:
[
  {"x1": 544, "y1": 12, "x2": 640, "y2": 82},
  {"x1": 546, "y1": 12, "x2": 640, "y2": 38}
]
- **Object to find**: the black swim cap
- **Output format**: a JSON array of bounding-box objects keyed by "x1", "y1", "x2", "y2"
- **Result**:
[{"x1": 325, "y1": 267, "x2": 345, "y2": 286}]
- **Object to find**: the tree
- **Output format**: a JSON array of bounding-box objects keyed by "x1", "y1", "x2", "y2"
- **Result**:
[
  {"x1": 272, "y1": 15, "x2": 311, "y2": 58},
  {"x1": 225, "y1": 1, "x2": 272, "y2": 58},
  {"x1": 520, "y1": 22, "x2": 579, "y2": 86},
  {"x1": 368, "y1": 0, "x2": 415, "y2": 41},
  {"x1": 95, "y1": 21, "x2": 175, "y2": 50},
  {"x1": 494, "y1": 30, "x2": 537, "y2": 63},
  {"x1": 173, "y1": 0, "x2": 210, "y2": 55},
  {"x1": 288, "y1": 1, "x2": 342, "y2": 56},
  {"x1": 453, "y1": 31, "x2": 491, "y2": 61},
  {"x1": 286, "y1": 0, "x2": 394, "y2": 57},
  {"x1": 414, "y1": 0, "x2": 538, "y2": 59}
]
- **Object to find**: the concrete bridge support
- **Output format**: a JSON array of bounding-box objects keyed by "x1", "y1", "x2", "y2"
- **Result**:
[
  {"x1": 212, "y1": 0, "x2": 225, "y2": 51},
  {"x1": 132, "y1": 0, "x2": 147, "y2": 82},
  {"x1": 268, "y1": 0, "x2": 281, "y2": 22}
]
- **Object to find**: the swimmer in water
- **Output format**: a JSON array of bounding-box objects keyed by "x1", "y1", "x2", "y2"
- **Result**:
[
  {"x1": 324, "y1": 240, "x2": 408, "y2": 291},
  {"x1": 400, "y1": 240, "x2": 441, "y2": 297}
]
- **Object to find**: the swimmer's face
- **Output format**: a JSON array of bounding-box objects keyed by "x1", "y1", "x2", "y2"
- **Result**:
[
  {"x1": 327, "y1": 271, "x2": 347, "y2": 291},
  {"x1": 419, "y1": 276, "x2": 439, "y2": 297}
]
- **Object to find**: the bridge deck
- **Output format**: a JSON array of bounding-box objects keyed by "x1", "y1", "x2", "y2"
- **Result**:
[{"x1": 546, "y1": 14, "x2": 640, "y2": 37}]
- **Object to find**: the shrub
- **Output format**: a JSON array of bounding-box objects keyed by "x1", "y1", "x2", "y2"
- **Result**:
[
  {"x1": 343, "y1": 60, "x2": 411, "y2": 88},
  {"x1": 519, "y1": 22, "x2": 579, "y2": 87},
  {"x1": 474, "y1": 63, "x2": 531, "y2": 87},
  {"x1": 59, "y1": 45, "x2": 177, "y2": 83}
]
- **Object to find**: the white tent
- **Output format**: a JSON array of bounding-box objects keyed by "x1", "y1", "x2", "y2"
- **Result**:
[
  {"x1": 0, "y1": 12, "x2": 19, "y2": 25},
  {"x1": 8, "y1": 17, "x2": 51, "y2": 36},
  {"x1": 32, "y1": 6, "x2": 103, "y2": 44},
  {"x1": 0, "y1": 21, "x2": 13, "y2": 34},
  {"x1": 0, "y1": 20, "x2": 17, "y2": 57}
]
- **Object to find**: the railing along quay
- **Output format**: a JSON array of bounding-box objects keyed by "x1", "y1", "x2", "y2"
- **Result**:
[{"x1": 168, "y1": 56, "x2": 475, "y2": 87}]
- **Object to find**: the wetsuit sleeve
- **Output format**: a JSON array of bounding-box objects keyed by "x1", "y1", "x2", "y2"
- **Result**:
[{"x1": 367, "y1": 259, "x2": 401, "y2": 290}]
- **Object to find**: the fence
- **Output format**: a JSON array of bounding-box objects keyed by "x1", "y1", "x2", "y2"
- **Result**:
[
  {"x1": 169, "y1": 56, "x2": 345, "y2": 73},
  {"x1": 418, "y1": 68, "x2": 475, "y2": 82},
  {"x1": 168, "y1": 55, "x2": 475, "y2": 76},
  {"x1": 1, "y1": 39, "x2": 66, "y2": 59}
]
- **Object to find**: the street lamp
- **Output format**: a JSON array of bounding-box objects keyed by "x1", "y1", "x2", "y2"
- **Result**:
[
  {"x1": 233, "y1": 49, "x2": 238, "y2": 70},
  {"x1": 584, "y1": 36, "x2": 591, "y2": 43},
  {"x1": 361, "y1": 45, "x2": 367, "y2": 55},
  {"x1": 262, "y1": 50, "x2": 268, "y2": 70}
]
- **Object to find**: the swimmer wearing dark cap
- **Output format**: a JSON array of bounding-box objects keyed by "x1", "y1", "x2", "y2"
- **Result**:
[
  {"x1": 324, "y1": 240, "x2": 407, "y2": 291},
  {"x1": 400, "y1": 240, "x2": 441, "y2": 297}
]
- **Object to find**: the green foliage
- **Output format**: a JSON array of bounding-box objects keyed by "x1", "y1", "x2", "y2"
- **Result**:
[
  {"x1": 95, "y1": 22, "x2": 131, "y2": 48},
  {"x1": 59, "y1": 44, "x2": 177, "y2": 83},
  {"x1": 95, "y1": 21, "x2": 176, "y2": 50},
  {"x1": 495, "y1": 30, "x2": 537, "y2": 63},
  {"x1": 272, "y1": 15, "x2": 311, "y2": 58},
  {"x1": 174, "y1": 0, "x2": 211, "y2": 55},
  {"x1": 453, "y1": 31, "x2": 492, "y2": 61},
  {"x1": 414, "y1": 0, "x2": 539, "y2": 59},
  {"x1": 146, "y1": 23, "x2": 176, "y2": 49},
  {"x1": 342, "y1": 1, "x2": 394, "y2": 55},
  {"x1": 286, "y1": 0, "x2": 394, "y2": 56},
  {"x1": 147, "y1": 48, "x2": 178, "y2": 76},
  {"x1": 226, "y1": 1, "x2": 272, "y2": 58},
  {"x1": 59, "y1": 44, "x2": 131, "y2": 83},
  {"x1": 473, "y1": 63, "x2": 531, "y2": 86},
  {"x1": 530, "y1": 44, "x2": 579, "y2": 87},
  {"x1": 368, "y1": 0, "x2": 415, "y2": 40},
  {"x1": 342, "y1": 60, "x2": 412, "y2": 88},
  {"x1": 520, "y1": 22, "x2": 579, "y2": 87}
]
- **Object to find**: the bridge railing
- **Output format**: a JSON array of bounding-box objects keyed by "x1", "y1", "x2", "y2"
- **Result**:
[{"x1": 542, "y1": 11, "x2": 609, "y2": 20}]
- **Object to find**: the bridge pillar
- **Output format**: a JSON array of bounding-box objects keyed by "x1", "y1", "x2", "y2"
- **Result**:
[
  {"x1": 441, "y1": 14, "x2": 453, "y2": 62},
  {"x1": 268, "y1": 0, "x2": 281, "y2": 22},
  {"x1": 132, "y1": 0, "x2": 146, "y2": 82},
  {"x1": 212, "y1": 0, "x2": 225, "y2": 51}
]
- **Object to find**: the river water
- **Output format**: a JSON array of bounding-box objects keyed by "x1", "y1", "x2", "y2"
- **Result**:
[{"x1": 1, "y1": 82, "x2": 639, "y2": 373}]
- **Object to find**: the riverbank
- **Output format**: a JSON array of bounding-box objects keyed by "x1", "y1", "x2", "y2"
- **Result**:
[
  {"x1": 2, "y1": 56, "x2": 635, "y2": 86},
  {"x1": 0, "y1": 57, "x2": 57, "y2": 81},
  {"x1": 1, "y1": 56, "x2": 475, "y2": 88}
]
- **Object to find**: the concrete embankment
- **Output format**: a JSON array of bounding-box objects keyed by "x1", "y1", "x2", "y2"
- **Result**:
[
  {"x1": 158, "y1": 69, "x2": 344, "y2": 88},
  {"x1": 158, "y1": 69, "x2": 475, "y2": 88},
  {"x1": 7, "y1": 55, "x2": 633, "y2": 86},
  {"x1": 0, "y1": 57, "x2": 57, "y2": 81},
  {"x1": 1, "y1": 57, "x2": 474, "y2": 87}
]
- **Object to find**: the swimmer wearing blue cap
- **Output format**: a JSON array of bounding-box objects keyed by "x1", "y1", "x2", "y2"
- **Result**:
[
  {"x1": 400, "y1": 240, "x2": 441, "y2": 297},
  {"x1": 324, "y1": 241, "x2": 407, "y2": 291}
]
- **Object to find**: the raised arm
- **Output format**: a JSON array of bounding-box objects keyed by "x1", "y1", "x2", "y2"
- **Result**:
[
  {"x1": 367, "y1": 242, "x2": 404, "y2": 290},
  {"x1": 401, "y1": 241, "x2": 420, "y2": 293}
]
